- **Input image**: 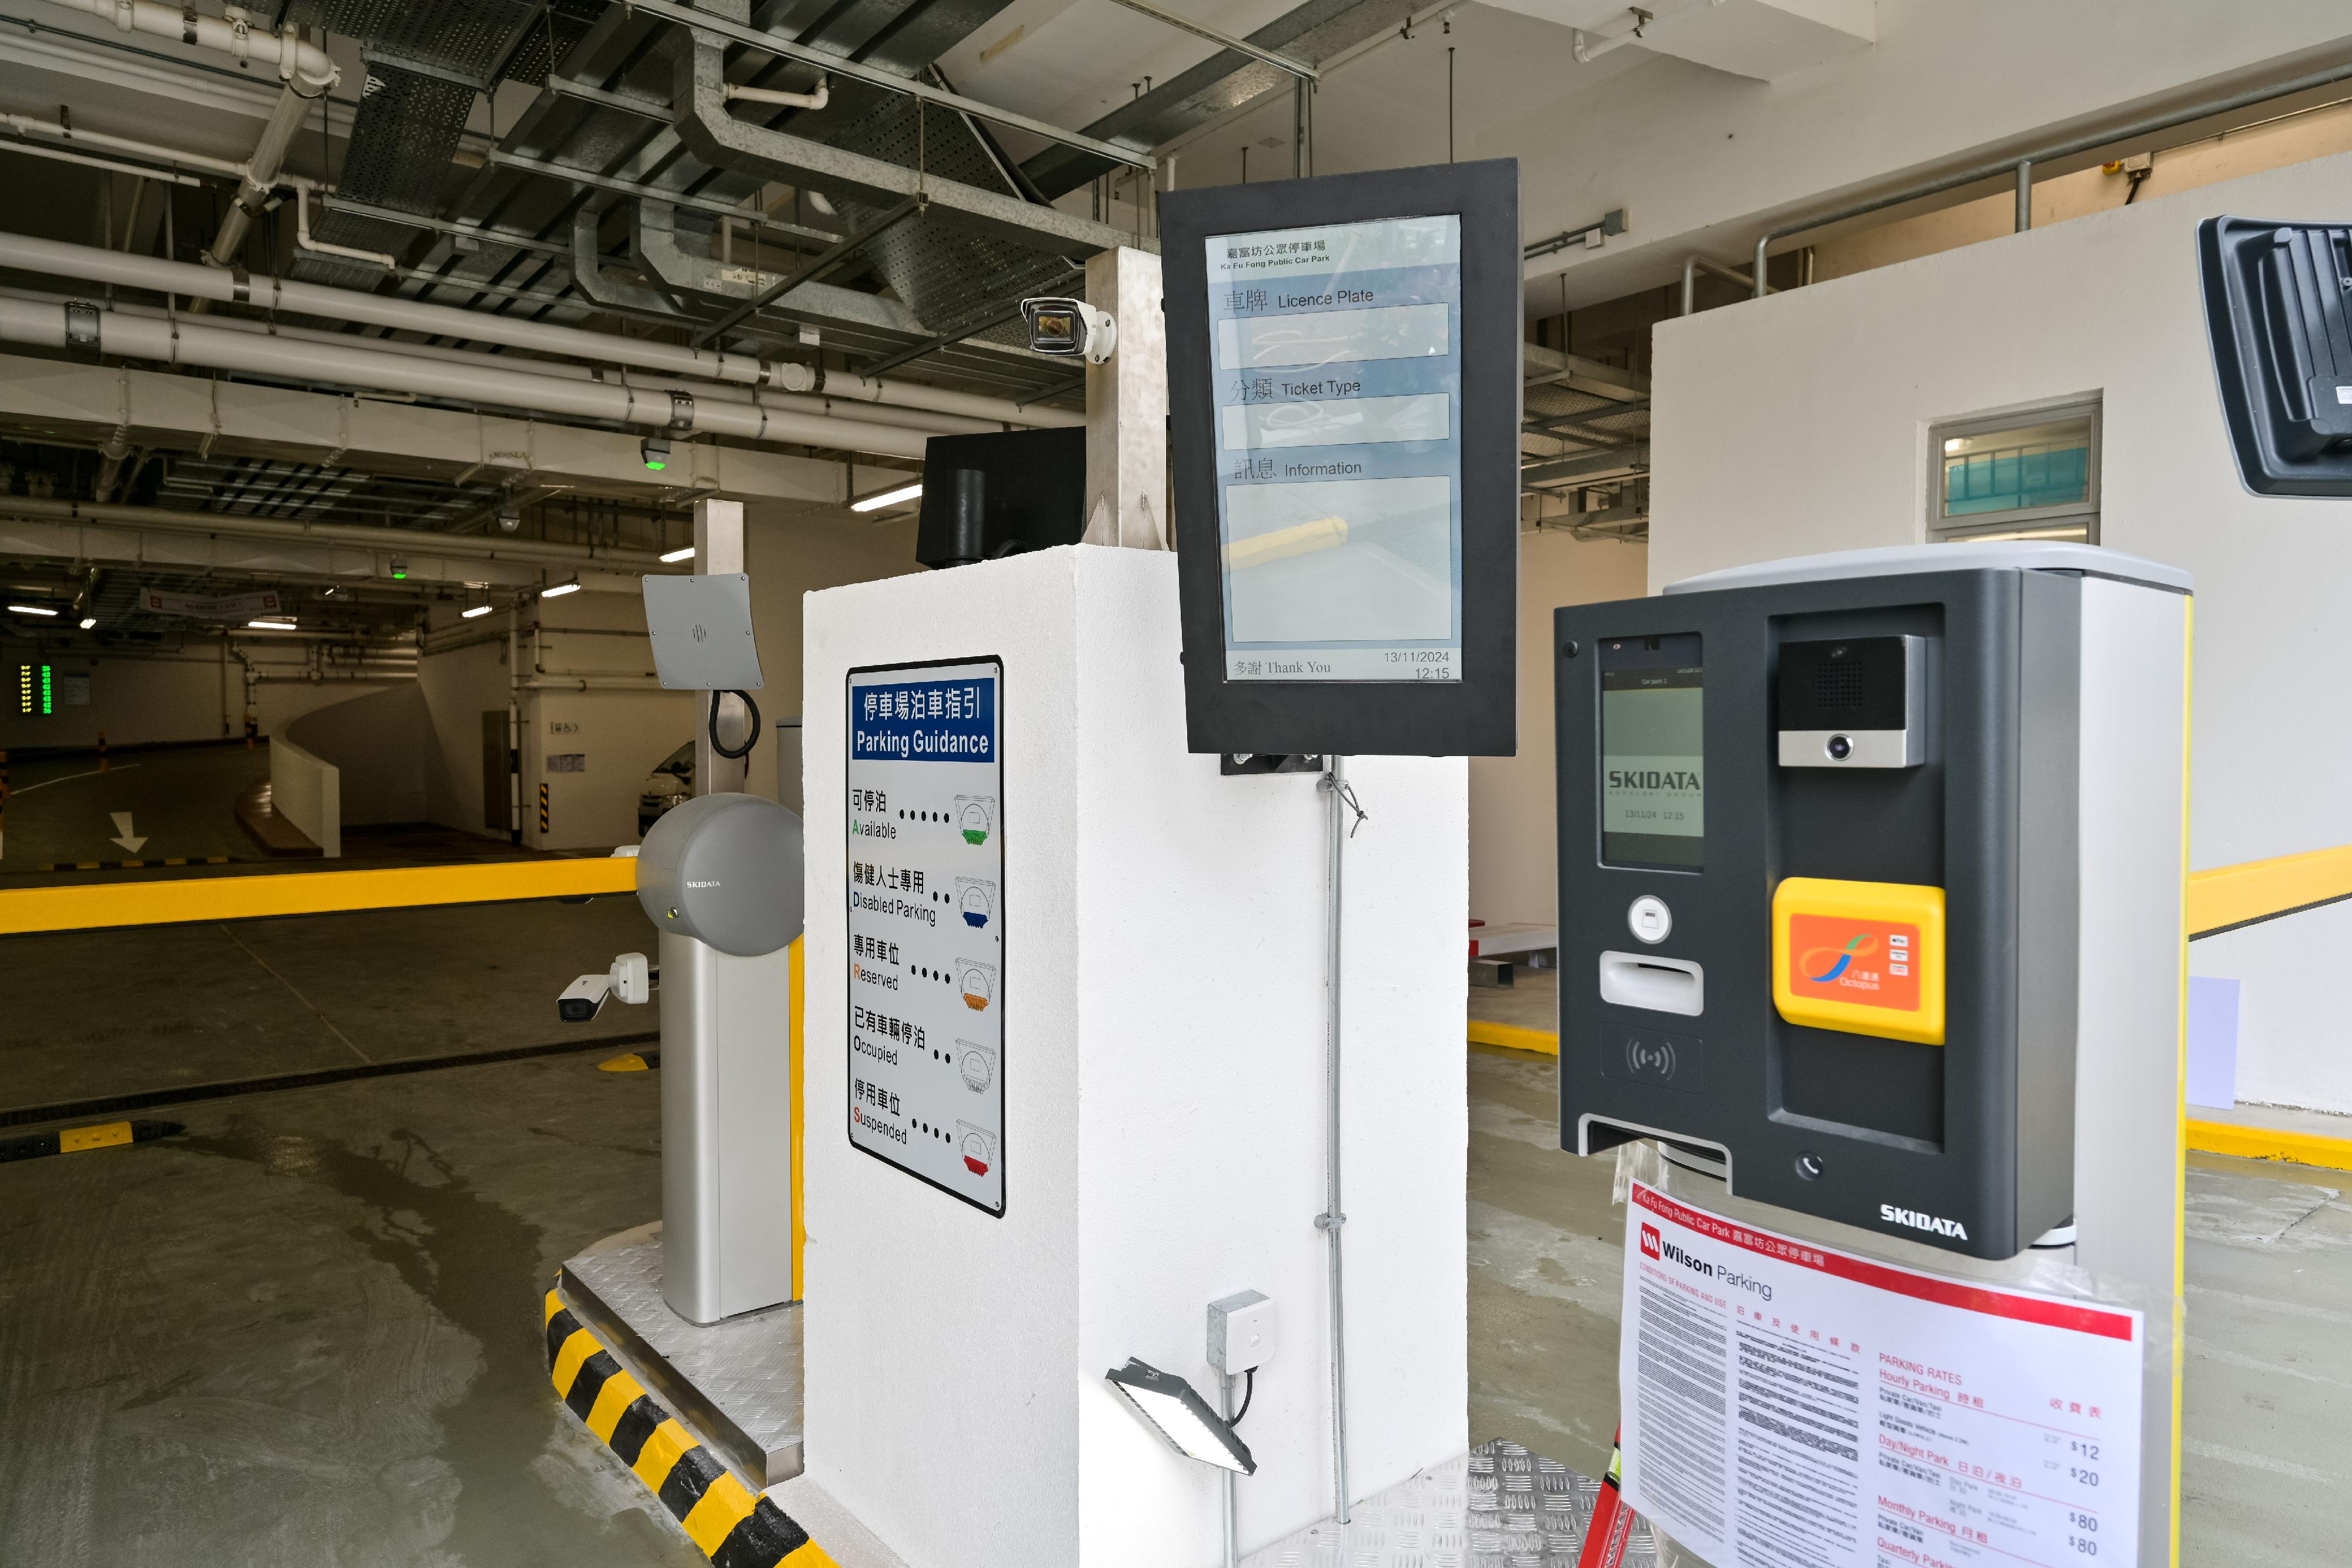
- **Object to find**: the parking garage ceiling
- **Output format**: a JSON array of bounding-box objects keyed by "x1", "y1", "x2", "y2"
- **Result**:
[{"x1": 0, "y1": 0, "x2": 1653, "y2": 640}]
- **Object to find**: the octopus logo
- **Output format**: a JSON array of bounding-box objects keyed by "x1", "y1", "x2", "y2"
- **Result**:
[{"x1": 1802, "y1": 931, "x2": 1879, "y2": 984}]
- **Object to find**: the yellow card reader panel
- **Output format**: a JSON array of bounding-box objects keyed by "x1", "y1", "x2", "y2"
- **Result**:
[{"x1": 1771, "y1": 877, "x2": 1946, "y2": 1046}]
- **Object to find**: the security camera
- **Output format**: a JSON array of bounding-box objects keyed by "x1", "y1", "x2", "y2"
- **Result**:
[
  {"x1": 559, "y1": 951, "x2": 652, "y2": 1022},
  {"x1": 1020, "y1": 297, "x2": 1115, "y2": 363}
]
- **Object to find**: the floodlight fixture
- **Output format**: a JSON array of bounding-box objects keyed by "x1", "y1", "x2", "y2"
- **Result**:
[
  {"x1": 1103, "y1": 1359, "x2": 1255, "y2": 1475},
  {"x1": 78, "y1": 616, "x2": 96, "y2": 629},
  {"x1": 642, "y1": 436, "x2": 672, "y2": 471},
  {"x1": 8, "y1": 603, "x2": 59, "y2": 617},
  {"x1": 248, "y1": 617, "x2": 296, "y2": 629},
  {"x1": 461, "y1": 604, "x2": 494, "y2": 619},
  {"x1": 850, "y1": 480, "x2": 925, "y2": 514},
  {"x1": 542, "y1": 581, "x2": 582, "y2": 599},
  {"x1": 660, "y1": 546, "x2": 697, "y2": 563}
]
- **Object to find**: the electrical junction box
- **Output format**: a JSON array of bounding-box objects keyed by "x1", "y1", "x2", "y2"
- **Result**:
[
  {"x1": 1207, "y1": 1289, "x2": 1275, "y2": 1378},
  {"x1": 1555, "y1": 543, "x2": 2192, "y2": 1260}
]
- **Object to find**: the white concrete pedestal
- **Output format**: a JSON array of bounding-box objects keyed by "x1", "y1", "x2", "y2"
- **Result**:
[{"x1": 801, "y1": 546, "x2": 1469, "y2": 1567}]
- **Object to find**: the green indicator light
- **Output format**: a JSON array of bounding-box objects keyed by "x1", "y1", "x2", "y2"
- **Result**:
[
  {"x1": 644, "y1": 459, "x2": 667, "y2": 471},
  {"x1": 41, "y1": 664, "x2": 53, "y2": 716}
]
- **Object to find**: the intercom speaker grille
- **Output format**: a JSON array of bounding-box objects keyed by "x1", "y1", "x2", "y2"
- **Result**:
[{"x1": 1812, "y1": 658, "x2": 1866, "y2": 708}]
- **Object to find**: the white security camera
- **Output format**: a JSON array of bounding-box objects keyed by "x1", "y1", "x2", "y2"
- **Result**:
[
  {"x1": 559, "y1": 951, "x2": 652, "y2": 1021},
  {"x1": 1020, "y1": 297, "x2": 1116, "y2": 363}
]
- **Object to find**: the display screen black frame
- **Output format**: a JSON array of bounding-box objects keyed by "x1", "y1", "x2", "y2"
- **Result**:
[
  {"x1": 1162, "y1": 158, "x2": 1520, "y2": 757},
  {"x1": 1598, "y1": 632, "x2": 1705, "y2": 872}
]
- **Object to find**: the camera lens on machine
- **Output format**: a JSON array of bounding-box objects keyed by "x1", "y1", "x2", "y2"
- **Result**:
[{"x1": 1826, "y1": 734, "x2": 1853, "y2": 760}]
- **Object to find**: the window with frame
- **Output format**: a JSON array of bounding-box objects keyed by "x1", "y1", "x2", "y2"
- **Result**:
[{"x1": 1929, "y1": 402, "x2": 2100, "y2": 544}]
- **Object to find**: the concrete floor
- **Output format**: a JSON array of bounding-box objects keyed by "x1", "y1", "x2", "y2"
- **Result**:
[
  {"x1": 2, "y1": 897, "x2": 659, "y2": 1116},
  {"x1": 0, "y1": 950, "x2": 2342, "y2": 1564}
]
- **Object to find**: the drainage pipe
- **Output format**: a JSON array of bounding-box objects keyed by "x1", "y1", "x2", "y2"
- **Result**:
[
  {"x1": 0, "y1": 296, "x2": 938, "y2": 460},
  {"x1": 35, "y1": 0, "x2": 338, "y2": 85},
  {"x1": 0, "y1": 285, "x2": 1000, "y2": 436},
  {"x1": 203, "y1": 32, "x2": 339, "y2": 273},
  {"x1": 0, "y1": 230, "x2": 1078, "y2": 426},
  {"x1": 1749, "y1": 54, "x2": 2352, "y2": 295},
  {"x1": 0, "y1": 493, "x2": 673, "y2": 569}
]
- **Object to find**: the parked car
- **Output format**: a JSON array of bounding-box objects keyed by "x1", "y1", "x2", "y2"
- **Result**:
[{"x1": 638, "y1": 741, "x2": 693, "y2": 837}]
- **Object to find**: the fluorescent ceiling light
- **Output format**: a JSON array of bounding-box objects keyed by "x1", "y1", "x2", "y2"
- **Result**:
[
  {"x1": 542, "y1": 582, "x2": 581, "y2": 598},
  {"x1": 78, "y1": 617, "x2": 96, "y2": 630},
  {"x1": 248, "y1": 618, "x2": 296, "y2": 628},
  {"x1": 660, "y1": 546, "x2": 696, "y2": 563},
  {"x1": 461, "y1": 604, "x2": 493, "y2": 619},
  {"x1": 1103, "y1": 1359, "x2": 1255, "y2": 1475},
  {"x1": 8, "y1": 603, "x2": 59, "y2": 617},
  {"x1": 851, "y1": 481, "x2": 924, "y2": 513}
]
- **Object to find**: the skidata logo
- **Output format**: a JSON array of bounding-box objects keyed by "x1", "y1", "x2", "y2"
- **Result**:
[
  {"x1": 1881, "y1": 1203, "x2": 1970, "y2": 1241},
  {"x1": 1639, "y1": 1223, "x2": 1662, "y2": 1260}
]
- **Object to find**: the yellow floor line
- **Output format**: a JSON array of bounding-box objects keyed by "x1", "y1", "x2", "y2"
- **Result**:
[
  {"x1": 2184, "y1": 1119, "x2": 2352, "y2": 1174},
  {"x1": 1468, "y1": 1019, "x2": 1559, "y2": 1055}
]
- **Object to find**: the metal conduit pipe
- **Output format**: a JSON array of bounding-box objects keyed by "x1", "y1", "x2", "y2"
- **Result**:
[
  {"x1": 0, "y1": 494, "x2": 672, "y2": 569},
  {"x1": 0, "y1": 230, "x2": 1080, "y2": 426},
  {"x1": 0, "y1": 296, "x2": 937, "y2": 460}
]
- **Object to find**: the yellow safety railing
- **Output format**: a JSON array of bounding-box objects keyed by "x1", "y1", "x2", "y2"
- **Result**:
[
  {"x1": 0, "y1": 857, "x2": 638, "y2": 937},
  {"x1": 2183, "y1": 842, "x2": 2352, "y2": 938}
]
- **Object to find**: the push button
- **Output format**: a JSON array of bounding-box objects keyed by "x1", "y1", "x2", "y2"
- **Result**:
[{"x1": 1627, "y1": 894, "x2": 1673, "y2": 944}]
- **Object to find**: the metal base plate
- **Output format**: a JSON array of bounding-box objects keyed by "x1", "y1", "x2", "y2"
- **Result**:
[
  {"x1": 558, "y1": 1223, "x2": 805, "y2": 1487},
  {"x1": 1241, "y1": 1439, "x2": 1658, "y2": 1567}
]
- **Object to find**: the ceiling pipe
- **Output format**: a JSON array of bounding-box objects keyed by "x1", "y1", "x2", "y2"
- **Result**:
[
  {"x1": 204, "y1": 63, "x2": 337, "y2": 275},
  {"x1": 0, "y1": 493, "x2": 674, "y2": 568},
  {"x1": 0, "y1": 296, "x2": 940, "y2": 460},
  {"x1": 34, "y1": 0, "x2": 339, "y2": 86},
  {"x1": 0, "y1": 229, "x2": 1078, "y2": 427},
  {"x1": 0, "y1": 286, "x2": 1000, "y2": 436},
  {"x1": 726, "y1": 77, "x2": 830, "y2": 111}
]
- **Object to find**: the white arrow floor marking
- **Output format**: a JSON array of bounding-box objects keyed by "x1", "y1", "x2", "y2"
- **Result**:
[{"x1": 109, "y1": 811, "x2": 148, "y2": 854}]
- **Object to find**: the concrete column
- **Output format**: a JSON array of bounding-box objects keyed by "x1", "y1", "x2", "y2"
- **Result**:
[
  {"x1": 694, "y1": 497, "x2": 751, "y2": 795},
  {"x1": 1081, "y1": 246, "x2": 1169, "y2": 551}
]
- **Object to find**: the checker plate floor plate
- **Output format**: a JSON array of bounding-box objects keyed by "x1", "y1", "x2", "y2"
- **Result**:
[{"x1": 1241, "y1": 1439, "x2": 1658, "y2": 1568}]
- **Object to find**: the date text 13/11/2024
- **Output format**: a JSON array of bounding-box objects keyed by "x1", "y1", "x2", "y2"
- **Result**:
[{"x1": 1230, "y1": 648, "x2": 1458, "y2": 680}]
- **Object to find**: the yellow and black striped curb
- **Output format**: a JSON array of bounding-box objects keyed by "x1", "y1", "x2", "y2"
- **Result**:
[
  {"x1": 0, "y1": 1118, "x2": 182, "y2": 1164},
  {"x1": 544, "y1": 1290, "x2": 836, "y2": 1567}
]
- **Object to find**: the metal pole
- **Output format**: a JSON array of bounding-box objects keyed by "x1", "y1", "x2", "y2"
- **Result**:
[
  {"x1": 1222, "y1": 1373, "x2": 1240, "y2": 1567},
  {"x1": 1294, "y1": 79, "x2": 1304, "y2": 179},
  {"x1": 2014, "y1": 159, "x2": 2033, "y2": 231},
  {"x1": 1317, "y1": 755, "x2": 1352, "y2": 1523}
]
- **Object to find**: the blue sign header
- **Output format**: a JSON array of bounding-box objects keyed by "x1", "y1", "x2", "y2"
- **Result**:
[{"x1": 851, "y1": 677, "x2": 996, "y2": 763}]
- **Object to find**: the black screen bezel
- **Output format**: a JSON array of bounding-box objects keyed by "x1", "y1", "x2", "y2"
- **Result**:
[
  {"x1": 1161, "y1": 158, "x2": 1520, "y2": 758},
  {"x1": 1598, "y1": 631, "x2": 1705, "y2": 872}
]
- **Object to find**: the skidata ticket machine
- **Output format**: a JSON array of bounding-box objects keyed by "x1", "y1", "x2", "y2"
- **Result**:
[{"x1": 1557, "y1": 543, "x2": 2192, "y2": 1261}]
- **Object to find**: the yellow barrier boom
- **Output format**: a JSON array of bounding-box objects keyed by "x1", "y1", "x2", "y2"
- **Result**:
[{"x1": 0, "y1": 858, "x2": 638, "y2": 937}]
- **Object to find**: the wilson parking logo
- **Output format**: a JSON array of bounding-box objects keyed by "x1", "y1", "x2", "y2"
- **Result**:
[{"x1": 1639, "y1": 1223, "x2": 1662, "y2": 1260}]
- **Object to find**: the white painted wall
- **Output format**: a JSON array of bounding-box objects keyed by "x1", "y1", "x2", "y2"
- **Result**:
[
  {"x1": 282, "y1": 684, "x2": 429, "y2": 827},
  {"x1": 1471, "y1": 533, "x2": 1649, "y2": 928},
  {"x1": 802, "y1": 547, "x2": 1468, "y2": 1565},
  {"x1": 416, "y1": 634, "x2": 511, "y2": 838},
  {"x1": 1648, "y1": 145, "x2": 2352, "y2": 1114},
  {"x1": 267, "y1": 731, "x2": 340, "y2": 858},
  {"x1": 0, "y1": 638, "x2": 406, "y2": 753}
]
